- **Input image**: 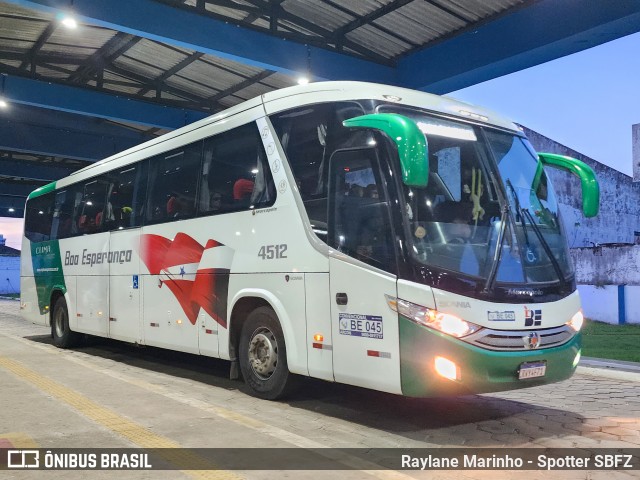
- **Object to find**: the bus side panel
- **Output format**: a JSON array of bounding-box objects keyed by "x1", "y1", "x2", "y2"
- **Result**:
[
  {"x1": 140, "y1": 222, "x2": 201, "y2": 355},
  {"x1": 305, "y1": 272, "x2": 333, "y2": 381},
  {"x1": 20, "y1": 237, "x2": 42, "y2": 324},
  {"x1": 108, "y1": 228, "x2": 143, "y2": 344},
  {"x1": 329, "y1": 257, "x2": 402, "y2": 395},
  {"x1": 62, "y1": 234, "x2": 110, "y2": 337},
  {"x1": 20, "y1": 273, "x2": 46, "y2": 326},
  {"x1": 227, "y1": 273, "x2": 308, "y2": 376}
]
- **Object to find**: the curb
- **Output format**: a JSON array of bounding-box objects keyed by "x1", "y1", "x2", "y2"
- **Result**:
[{"x1": 577, "y1": 357, "x2": 640, "y2": 383}]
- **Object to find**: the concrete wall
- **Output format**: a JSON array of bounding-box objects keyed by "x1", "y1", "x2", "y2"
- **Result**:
[
  {"x1": 571, "y1": 245, "x2": 640, "y2": 286},
  {"x1": 633, "y1": 123, "x2": 640, "y2": 183},
  {"x1": 577, "y1": 285, "x2": 619, "y2": 324},
  {"x1": 0, "y1": 256, "x2": 19, "y2": 294},
  {"x1": 524, "y1": 127, "x2": 640, "y2": 247},
  {"x1": 576, "y1": 285, "x2": 640, "y2": 325},
  {"x1": 570, "y1": 246, "x2": 640, "y2": 324}
]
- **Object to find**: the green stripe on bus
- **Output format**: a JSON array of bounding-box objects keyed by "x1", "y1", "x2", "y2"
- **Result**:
[
  {"x1": 27, "y1": 181, "x2": 57, "y2": 200},
  {"x1": 30, "y1": 240, "x2": 66, "y2": 314},
  {"x1": 398, "y1": 314, "x2": 579, "y2": 397}
]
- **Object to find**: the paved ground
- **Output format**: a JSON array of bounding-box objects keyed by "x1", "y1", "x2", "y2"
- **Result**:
[{"x1": 0, "y1": 298, "x2": 639, "y2": 480}]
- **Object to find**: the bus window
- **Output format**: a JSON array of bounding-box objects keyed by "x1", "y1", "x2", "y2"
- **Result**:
[
  {"x1": 199, "y1": 123, "x2": 275, "y2": 216},
  {"x1": 104, "y1": 162, "x2": 147, "y2": 230},
  {"x1": 328, "y1": 148, "x2": 396, "y2": 273},
  {"x1": 147, "y1": 141, "x2": 202, "y2": 224},
  {"x1": 24, "y1": 192, "x2": 54, "y2": 242},
  {"x1": 270, "y1": 102, "x2": 366, "y2": 242},
  {"x1": 52, "y1": 184, "x2": 82, "y2": 239},
  {"x1": 77, "y1": 180, "x2": 109, "y2": 234}
]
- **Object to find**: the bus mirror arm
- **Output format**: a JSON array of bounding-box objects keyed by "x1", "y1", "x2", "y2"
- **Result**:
[
  {"x1": 343, "y1": 113, "x2": 429, "y2": 188},
  {"x1": 537, "y1": 153, "x2": 600, "y2": 218}
]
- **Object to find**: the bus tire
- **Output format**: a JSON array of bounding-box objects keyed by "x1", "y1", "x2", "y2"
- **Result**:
[
  {"x1": 52, "y1": 296, "x2": 81, "y2": 348},
  {"x1": 239, "y1": 306, "x2": 293, "y2": 400}
]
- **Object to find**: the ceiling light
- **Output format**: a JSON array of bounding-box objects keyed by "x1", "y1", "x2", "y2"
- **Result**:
[
  {"x1": 0, "y1": 99, "x2": 7, "y2": 108},
  {"x1": 297, "y1": 77, "x2": 309, "y2": 85},
  {"x1": 8, "y1": 207, "x2": 15, "y2": 213},
  {"x1": 61, "y1": 15, "x2": 78, "y2": 29}
]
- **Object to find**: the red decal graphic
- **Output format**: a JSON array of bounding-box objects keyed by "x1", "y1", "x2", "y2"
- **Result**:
[{"x1": 139, "y1": 234, "x2": 232, "y2": 328}]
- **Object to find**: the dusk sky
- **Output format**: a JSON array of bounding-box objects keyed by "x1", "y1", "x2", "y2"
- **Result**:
[
  {"x1": 2, "y1": 31, "x2": 639, "y2": 251},
  {"x1": 451, "y1": 31, "x2": 640, "y2": 177}
]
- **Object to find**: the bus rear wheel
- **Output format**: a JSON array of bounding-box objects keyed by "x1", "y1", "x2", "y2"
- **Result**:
[
  {"x1": 239, "y1": 306, "x2": 292, "y2": 400},
  {"x1": 52, "y1": 296, "x2": 82, "y2": 348}
]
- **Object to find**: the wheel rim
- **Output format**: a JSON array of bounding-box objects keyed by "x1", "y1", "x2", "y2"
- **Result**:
[
  {"x1": 248, "y1": 327, "x2": 278, "y2": 380},
  {"x1": 54, "y1": 306, "x2": 66, "y2": 338}
]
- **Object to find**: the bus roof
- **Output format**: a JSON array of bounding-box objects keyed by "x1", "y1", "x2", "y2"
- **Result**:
[
  {"x1": 42, "y1": 81, "x2": 519, "y2": 196},
  {"x1": 261, "y1": 81, "x2": 518, "y2": 132}
]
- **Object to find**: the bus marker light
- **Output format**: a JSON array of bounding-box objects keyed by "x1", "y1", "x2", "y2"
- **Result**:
[
  {"x1": 313, "y1": 334, "x2": 324, "y2": 342},
  {"x1": 435, "y1": 356, "x2": 459, "y2": 381},
  {"x1": 367, "y1": 350, "x2": 391, "y2": 359},
  {"x1": 313, "y1": 343, "x2": 332, "y2": 350},
  {"x1": 176, "y1": 319, "x2": 183, "y2": 325},
  {"x1": 573, "y1": 350, "x2": 581, "y2": 368}
]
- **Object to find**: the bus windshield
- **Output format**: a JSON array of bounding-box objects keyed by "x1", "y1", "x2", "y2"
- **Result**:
[{"x1": 378, "y1": 105, "x2": 572, "y2": 285}]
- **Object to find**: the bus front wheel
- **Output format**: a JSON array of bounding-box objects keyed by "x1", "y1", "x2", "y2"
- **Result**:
[
  {"x1": 239, "y1": 306, "x2": 292, "y2": 400},
  {"x1": 52, "y1": 296, "x2": 82, "y2": 348}
]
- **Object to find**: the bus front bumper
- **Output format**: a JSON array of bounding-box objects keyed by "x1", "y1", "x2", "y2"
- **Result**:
[{"x1": 399, "y1": 315, "x2": 580, "y2": 397}]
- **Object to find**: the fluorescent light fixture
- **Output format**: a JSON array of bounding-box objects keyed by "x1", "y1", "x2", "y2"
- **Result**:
[
  {"x1": 0, "y1": 99, "x2": 7, "y2": 108},
  {"x1": 417, "y1": 121, "x2": 477, "y2": 141},
  {"x1": 61, "y1": 15, "x2": 78, "y2": 29},
  {"x1": 458, "y1": 110, "x2": 488, "y2": 122},
  {"x1": 8, "y1": 207, "x2": 15, "y2": 213},
  {"x1": 251, "y1": 168, "x2": 259, "y2": 174},
  {"x1": 297, "y1": 77, "x2": 309, "y2": 85}
]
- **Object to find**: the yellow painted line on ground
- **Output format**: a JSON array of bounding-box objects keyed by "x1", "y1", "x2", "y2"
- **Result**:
[
  {"x1": 0, "y1": 432, "x2": 39, "y2": 448},
  {"x1": 0, "y1": 355, "x2": 241, "y2": 480},
  {"x1": 2, "y1": 332, "x2": 414, "y2": 479}
]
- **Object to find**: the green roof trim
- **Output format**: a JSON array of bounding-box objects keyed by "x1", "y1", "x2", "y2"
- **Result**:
[
  {"x1": 538, "y1": 153, "x2": 599, "y2": 218},
  {"x1": 343, "y1": 113, "x2": 428, "y2": 187},
  {"x1": 27, "y1": 181, "x2": 56, "y2": 200}
]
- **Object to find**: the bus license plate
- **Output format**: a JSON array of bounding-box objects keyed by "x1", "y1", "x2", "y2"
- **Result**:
[{"x1": 518, "y1": 361, "x2": 546, "y2": 379}]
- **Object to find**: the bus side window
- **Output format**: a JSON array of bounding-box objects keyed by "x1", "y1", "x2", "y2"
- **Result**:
[
  {"x1": 77, "y1": 179, "x2": 109, "y2": 234},
  {"x1": 24, "y1": 192, "x2": 54, "y2": 242},
  {"x1": 52, "y1": 185, "x2": 82, "y2": 239},
  {"x1": 198, "y1": 123, "x2": 275, "y2": 216},
  {"x1": 105, "y1": 162, "x2": 147, "y2": 230},
  {"x1": 146, "y1": 142, "x2": 202, "y2": 224},
  {"x1": 270, "y1": 102, "x2": 366, "y2": 243}
]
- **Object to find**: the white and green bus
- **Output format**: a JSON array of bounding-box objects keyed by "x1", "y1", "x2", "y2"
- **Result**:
[{"x1": 21, "y1": 82, "x2": 598, "y2": 399}]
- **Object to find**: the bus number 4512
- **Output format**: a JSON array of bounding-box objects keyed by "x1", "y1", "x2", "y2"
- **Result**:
[{"x1": 258, "y1": 244, "x2": 287, "y2": 260}]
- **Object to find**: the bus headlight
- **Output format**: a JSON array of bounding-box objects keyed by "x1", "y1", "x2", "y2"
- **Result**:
[
  {"x1": 567, "y1": 310, "x2": 584, "y2": 332},
  {"x1": 387, "y1": 296, "x2": 481, "y2": 338}
]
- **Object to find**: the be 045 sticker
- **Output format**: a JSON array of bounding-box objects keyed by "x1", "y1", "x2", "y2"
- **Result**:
[{"x1": 339, "y1": 313, "x2": 383, "y2": 339}]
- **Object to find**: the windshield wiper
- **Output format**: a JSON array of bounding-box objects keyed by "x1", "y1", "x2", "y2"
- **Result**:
[
  {"x1": 505, "y1": 180, "x2": 567, "y2": 287},
  {"x1": 483, "y1": 203, "x2": 508, "y2": 293}
]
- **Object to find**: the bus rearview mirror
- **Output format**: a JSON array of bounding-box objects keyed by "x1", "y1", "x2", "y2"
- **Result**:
[
  {"x1": 537, "y1": 152, "x2": 599, "y2": 218},
  {"x1": 343, "y1": 113, "x2": 429, "y2": 187}
]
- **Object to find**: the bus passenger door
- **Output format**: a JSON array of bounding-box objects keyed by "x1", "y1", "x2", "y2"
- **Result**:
[
  {"x1": 109, "y1": 228, "x2": 141, "y2": 342},
  {"x1": 327, "y1": 148, "x2": 402, "y2": 395}
]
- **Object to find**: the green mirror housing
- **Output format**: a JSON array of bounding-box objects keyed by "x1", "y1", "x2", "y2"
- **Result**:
[
  {"x1": 537, "y1": 152, "x2": 599, "y2": 218},
  {"x1": 343, "y1": 113, "x2": 429, "y2": 187}
]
